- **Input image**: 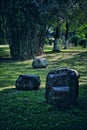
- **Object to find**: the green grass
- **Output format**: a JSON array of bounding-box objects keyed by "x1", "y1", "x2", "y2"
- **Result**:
[
  {"x1": 0, "y1": 45, "x2": 10, "y2": 58},
  {"x1": 0, "y1": 45, "x2": 87, "y2": 130}
]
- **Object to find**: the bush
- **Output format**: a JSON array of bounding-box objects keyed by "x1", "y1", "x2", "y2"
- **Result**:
[
  {"x1": 44, "y1": 38, "x2": 49, "y2": 45},
  {"x1": 78, "y1": 39, "x2": 87, "y2": 48},
  {"x1": 71, "y1": 36, "x2": 81, "y2": 46}
]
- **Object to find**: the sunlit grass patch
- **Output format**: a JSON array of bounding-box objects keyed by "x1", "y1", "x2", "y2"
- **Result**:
[
  {"x1": 0, "y1": 44, "x2": 10, "y2": 58},
  {"x1": 0, "y1": 45, "x2": 87, "y2": 130}
]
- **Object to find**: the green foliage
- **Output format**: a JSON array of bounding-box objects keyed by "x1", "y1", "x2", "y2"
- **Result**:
[
  {"x1": 78, "y1": 24, "x2": 87, "y2": 38},
  {"x1": 71, "y1": 36, "x2": 81, "y2": 46},
  {"x1": 44, "y1": 38, "x2": 49, "y2": 45},
  {"x1": 0, "y1": 0, "x2": 87, "y2": 60},
  {"x1": 78, "y1": 38, "x2": 87, "y2": 48}
]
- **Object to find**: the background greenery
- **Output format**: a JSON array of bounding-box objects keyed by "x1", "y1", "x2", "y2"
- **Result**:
[
  {"x1": 0, "y1": 45, "x2": 87, "y2": 130},
  {"x1": 0, "y1": 0, "x2": 87, "y2": 59}
]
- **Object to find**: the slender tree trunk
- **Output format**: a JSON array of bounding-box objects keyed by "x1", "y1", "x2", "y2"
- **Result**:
[
  {"x1": 64, "y1": 21, "x2": 69, "y2": 49},
  {"x1": 37, "y1": 27, "x2": 46, "y2": 55},
  {"x1": 52, "y1": 26, "x2": 60, "y2": 52}
]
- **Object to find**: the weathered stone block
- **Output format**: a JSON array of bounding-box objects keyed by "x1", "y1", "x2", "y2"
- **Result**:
[
  {"x1": 45, "y1": 68, "x2": 80, "y2": 107},
  {"x1": 15, "y1": 74, "x2": 41, "y2": 90},
  {"x1": 32, "y1": 58, "x2": 48, "y2": 68}
]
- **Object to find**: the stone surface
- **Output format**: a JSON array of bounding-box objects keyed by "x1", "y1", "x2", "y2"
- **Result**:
[
  {"x1": 45, "y1": 68, "x2": 80, "y2": 108},
  {"x1": 32, "y1": 58, "x2": 48, "y2": 68},
  {"x1": 15, "y1": 74, "x2": 41, "y2": 90}
]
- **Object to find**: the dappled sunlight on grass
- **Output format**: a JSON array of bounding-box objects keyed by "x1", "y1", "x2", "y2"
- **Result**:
[
  {"x1": 0, "y1": 85, "x2": 15, "y2": 91},
  {"x1": 0, "y1": 45, "x2": 87, "y2": 130},
  {"x1": 0, "y1": 45, "x2": 87, "y2": 90},
  {"x1": 0, "y1": 45, "x2": 10, "y2": 58}
]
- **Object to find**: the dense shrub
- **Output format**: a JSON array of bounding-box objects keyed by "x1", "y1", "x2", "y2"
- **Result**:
[
  {"x1": 71, "y1": 36, "x2": 81, "y2": 46},
  {"x1": 78, "y1": 39, "x2": 87, "y2": 48}
]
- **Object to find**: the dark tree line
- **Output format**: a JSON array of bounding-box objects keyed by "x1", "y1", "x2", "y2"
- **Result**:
[{"x1": 0, "y1": 0, "x2": 87, "y2": 60}]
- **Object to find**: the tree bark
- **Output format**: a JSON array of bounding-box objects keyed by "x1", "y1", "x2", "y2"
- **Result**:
[
  {"x1": 7, "y1": 25, "x2": 42, "y2": 60},
  {"x1": 37, "y1": 27, "x2": 46, "y2": 55},
  {"x1": 64, "y1": 21, "x2": 69, "y2": 49}
]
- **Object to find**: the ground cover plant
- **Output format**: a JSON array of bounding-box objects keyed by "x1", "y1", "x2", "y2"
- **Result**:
[{"x1": 0, "y1": 45, "x2": 87, "y2": 130}]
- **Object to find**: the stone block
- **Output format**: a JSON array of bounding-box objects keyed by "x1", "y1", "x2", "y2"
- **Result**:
[
  {"x1": 32, "y1": 58, "x2": 48, "y2": 68},
  {"x1": 45, "y1": 68, "x2": 80, "y2": 107},
  {"x1": 15, "y1": 74, "x2": 41, "y2": 90}
]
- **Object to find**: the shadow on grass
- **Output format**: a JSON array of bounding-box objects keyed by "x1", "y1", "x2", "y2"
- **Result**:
[
  {"x1": 0, "y1": 85, "x2": 87, "y2": 110},
  {"x1": 0, "y1": 47, "x2": 87, "y2": 129},
  {"x1": 0, "y1": 51, "x2": 87, "y2": 88},
  {"x1": 0, "y1": 85, "x2": 87, "y2": 130},
  {"x1": 44, "y1": 48, "x2": 87, "y2": 54},
  {"x1": 0, "y1": 57, "x2": 19, "y2": 63}
]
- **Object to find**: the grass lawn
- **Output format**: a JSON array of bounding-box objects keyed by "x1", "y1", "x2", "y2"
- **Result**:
[{"x1": 0, "y1": 45, "x2": 87, "y2": 130}]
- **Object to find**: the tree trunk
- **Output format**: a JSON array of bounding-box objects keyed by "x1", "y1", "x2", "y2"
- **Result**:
[
  {"x1": 9, "y1": 29, "x2": 20, "y2": 59},
  {"x1": 52, "y1": 26, "x2": 60, "y2": 52},
  {"x1": 37, "y1": 27, "x2": 46, "y2": 55},
  {"x1": 19, "y1": 29, "x2": 41, "y2": 60},
  {"x1": 64, "y1": 21, "x2": 69, "y2": 49},
  {"x1": 7, "y1": 25, "x2": 42, "y2": 60}
]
